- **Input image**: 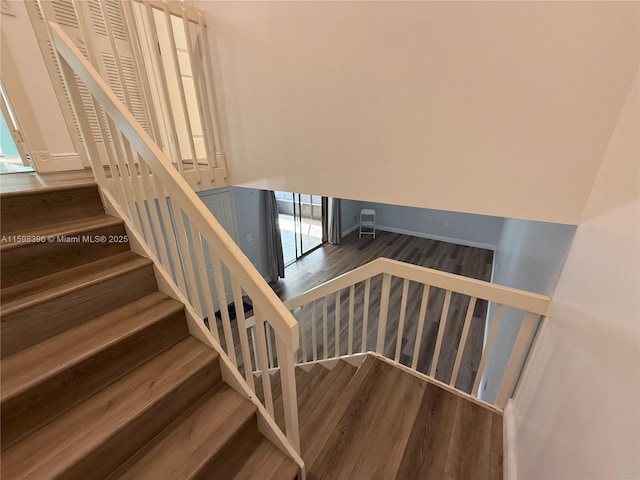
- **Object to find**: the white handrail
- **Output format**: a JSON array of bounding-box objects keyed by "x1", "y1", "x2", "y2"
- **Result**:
[
  {"x1": 50, "y1": 22, "x2": 298, "y2": 347},
  {"x1": 283, "y1": 256, "x2": 551, "y2": 410},
  {"x1": 49, "y1": 21, "x2": 300, "y2": 451},
  {"x1": 285, "y1": 257, "x2": 550, "y2": 315}
]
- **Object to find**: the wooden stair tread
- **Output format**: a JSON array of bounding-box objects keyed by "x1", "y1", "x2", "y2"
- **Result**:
[
  {"x1": 334, "y1": 360, "x2": 426, "y2": 479},
  {"x1": 272, "y1": 452, "x2": 303, "y2": 479},
  {"x1": 299, "y1": 361, "x2": 358, "y2": 431},
  {"x1": 254, "y1": 371, "x2": 281, "y2": 405},
  {"x1": 1, "y1": 254, "x2": 157, "y2": 359},
  {"x1": 1, "y1": 292, "x2": 183, "y2": 401},
  {"x1": 0, "y1": 214, "x2": 122, "y2": 250},
  {"x1": 1, "y1": 214, "x2": 130, "y2": 289},
  {"x1": 1, "y1": 337, "x2": 220, "y2": 480},
  {"x1": 0, "y1": 251, "x2": 151, "y2": 311},
  {"x1": 0, "y1": 182, "x2": 301, "y2": 479},
  {"x1": 302, "y1": 355, "x2": 378, "y2": 470},
  {"x1": 296, "y1": 362, "x2": 348, "y2": 427},
  {"x1": 395, "y1": 381, "x2": 462, "y2": 479},
  {"x1": 112, "y1": 385, "x2": 257, "y2": 480},
  {"x1": 296, "y1": 364, "x2": 331, "y2": 404},
  {"x1": 308, "y1": 357, "x2": 415, "y2": 478},
  {"x1": 302, "y1": 356, "x2": 503, "y2": 480},
  {"x1": 296, "y1": 362, "x2": 349, "y2": 428},
  {"x1": 296, "y1": 364, "x2": 328, "y2": 399},
  {"x1": 255, "y1": 363, "x2": 352, "y2": 432},
  {"x1": 0, "y1": 181, "x2": 98, "y2": 198},
  {"x1": 228, "y1": 437, "x2": 298, "y2": 480},
  {"x1": 253, "y1": 360, "x2": 362, "y2": 462},
  {"x1": 0, "y1": 292, "x2": 188, "y2": 450},
  {"x1": 293, "y1": 365, "x2": 317, "y2": 395},
  {"x1": 192, "y1": 408, "x2": 298, "y2": 480},
  {"x1": 0, "y1": 184, "x2": 102, "y2": 234}
]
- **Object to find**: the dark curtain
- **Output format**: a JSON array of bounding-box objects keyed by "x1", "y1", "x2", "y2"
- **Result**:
[
  {"x1": 328, "y1": 197, "x2": 342, "y2": 244},
  {"x1": 321, "y1": 196, "x2": 329, "y2": 241},
  {"x1": 263, "y1": 190, "x2": 285, "y2": 280}
]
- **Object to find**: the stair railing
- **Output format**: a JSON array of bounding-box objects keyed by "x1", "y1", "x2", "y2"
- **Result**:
[
  {"x1": 282, "y1": 257, "x2": 551, "y2": 410},
  {"x1": 49, "y1": 22, "x2": 301, "y2": 453}
]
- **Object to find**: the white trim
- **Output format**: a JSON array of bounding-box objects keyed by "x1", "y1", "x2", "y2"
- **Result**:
[
  {"x1": 341, "y1": 223, "x2": 360, "y2": 237},
  {"x1": 50, "y1": 153, "x2": 84, "y2": 170},
  {"x1": 285, "y1": 257, "x2": 550, "y2": 316},
  {"x1": 375, "y1": 224, "x2": 496, "y2": 250},
  {"x1": 295, "y1": 352, "x2": 368, "y2": 370},
  {"x1": 371, "y1": 353, "x2": 503, "y2": 414},
  {"x1": 503, "y1": 399, "x2": 517, "y2": 480}
]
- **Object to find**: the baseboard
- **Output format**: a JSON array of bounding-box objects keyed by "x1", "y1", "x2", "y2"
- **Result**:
[
  {"x1": 342, "y1": 223, "x2": 360, "y2": 237},
  {"x1": 50, "y1": 153, "x2": 84, "y2": 171},
  {"x1": 374, "y1": 224, "x2": 496, "y2": 250},
  {"x1": 503, "y1": 400, "x2": 518, "y2": 480}
]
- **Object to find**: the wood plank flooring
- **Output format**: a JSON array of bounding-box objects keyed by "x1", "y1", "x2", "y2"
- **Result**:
[
  {"x1": 0, "y1": 169, "x2": 95, "y2": 194},
  {"x1": 299, "y1": 356, "x2": 503, "y2": 479},
  {"x1": 255, "y1": 356, "x2": 503, "y2": 479},
  {"x1": 272, "y1": 230, "x2": 493, "y2": 301},
  {"x1": 270, "y1": 231, "x2": 494, "y2": 394},
  {"x1": 1, "y1": 182, "x2": 299, "y2": 479}
]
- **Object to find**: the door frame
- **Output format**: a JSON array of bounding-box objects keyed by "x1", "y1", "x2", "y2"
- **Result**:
[{"x1": 277, "y1": 191, "x2": 327, "y2": 267}]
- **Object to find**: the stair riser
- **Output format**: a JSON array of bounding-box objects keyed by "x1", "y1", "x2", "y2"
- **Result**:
[
  {"x1": 0, "y1": 186, "x2": 103, "y2": 234},
  {"x1": 1, "y1": 265, "x2": 157, "y2": 358},
  {"x1": 194, "y1": 414, "x2": 262, "y2": 480},
  {"x1": 60, "y1": 358, "x2": 222, "y2": 480},
  {"x1": 299, "y1": 364, "x2": 357, "y2": 432},
  {"x1": 1, "y1": 222, "x2": 129, "y2": 288},
  {"x1": 1, "y1": 310, "x2": 189, "y2": 451},
  {"x1": 195, "y1": 411, "x2": 257, "y2": 479},
  {"x1": 297, "y1": 367, "x2": 330, "y2": 406},
  {"x1": 303, "y1": 357, "x2": 378, "y2": 470}
]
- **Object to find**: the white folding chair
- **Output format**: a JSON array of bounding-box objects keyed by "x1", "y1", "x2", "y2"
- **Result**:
[{"x1": 359, "y1": 209, "x2": 376, "y2": 239}]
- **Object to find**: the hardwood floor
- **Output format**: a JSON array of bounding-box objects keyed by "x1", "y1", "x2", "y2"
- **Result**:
[
  {"x1": 256, "y1": 355, "x2": 503, "y2": 480},
  {"x1": 272, "y1": 230, "x2": 493, "y2": 300},
  {"x1": 271, "y1": 230, "x2": 494, "y2": 393},
  {"x1": 1, "y1": 183, "x2": 299, "y2": 479},
  {"x1": 0, "y1": 169, "x2": 95, "y2": 194}
]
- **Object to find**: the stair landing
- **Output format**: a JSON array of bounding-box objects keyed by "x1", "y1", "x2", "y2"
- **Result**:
[
  {"x1": 259, "y1": 356, "x2": 503, "y2": 479},
  {"x1": 0, "y1": 169, "x2": 95, "y2": 194}
]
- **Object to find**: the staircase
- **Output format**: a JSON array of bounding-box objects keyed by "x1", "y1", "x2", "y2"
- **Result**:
[
  {"x1": 257, "y1": 355, "x2": 504, "y2": 480},
  {"x1": 1, "y1": 19, "x2": 551, "y2": 479},
  {"x1": 0, "y1": 183, "x2": 299, "y2": 479}
]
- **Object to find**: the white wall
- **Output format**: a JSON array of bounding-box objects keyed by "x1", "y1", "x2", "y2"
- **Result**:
[
  {"x1": 200, "y1": 1, "x2": 639, "y2": 225},
  {"x1": 360, "y1": 201, "x2": 503, "y2": 249},
  {"x1": 480, "y1": 219, "x2": 576, "y2": 403},
  {"x1": 508, "y1": 69, "x2": 639, "y2": 479}
]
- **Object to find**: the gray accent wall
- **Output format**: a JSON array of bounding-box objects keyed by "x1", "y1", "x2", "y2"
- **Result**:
[
  {"x1": 229, "y1": 193, "x2": 508, "y2": 282},
  {"x1": 230, "y1": 186, "x2": 271, "y2": 280},
  {"x1": 479, "y1": 218, "x2": 576, "y2": 404},
  {"x1": 357, "y1": 201, "x2": 504, "y2": 249},
  {"x1": 340, "y1": 198, "x2": 364, "y2": 236}
]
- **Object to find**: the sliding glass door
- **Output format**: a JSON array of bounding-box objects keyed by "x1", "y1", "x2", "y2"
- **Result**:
[{"x1": 275, "y1": 191, "x2": 325, "y2": 266}]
